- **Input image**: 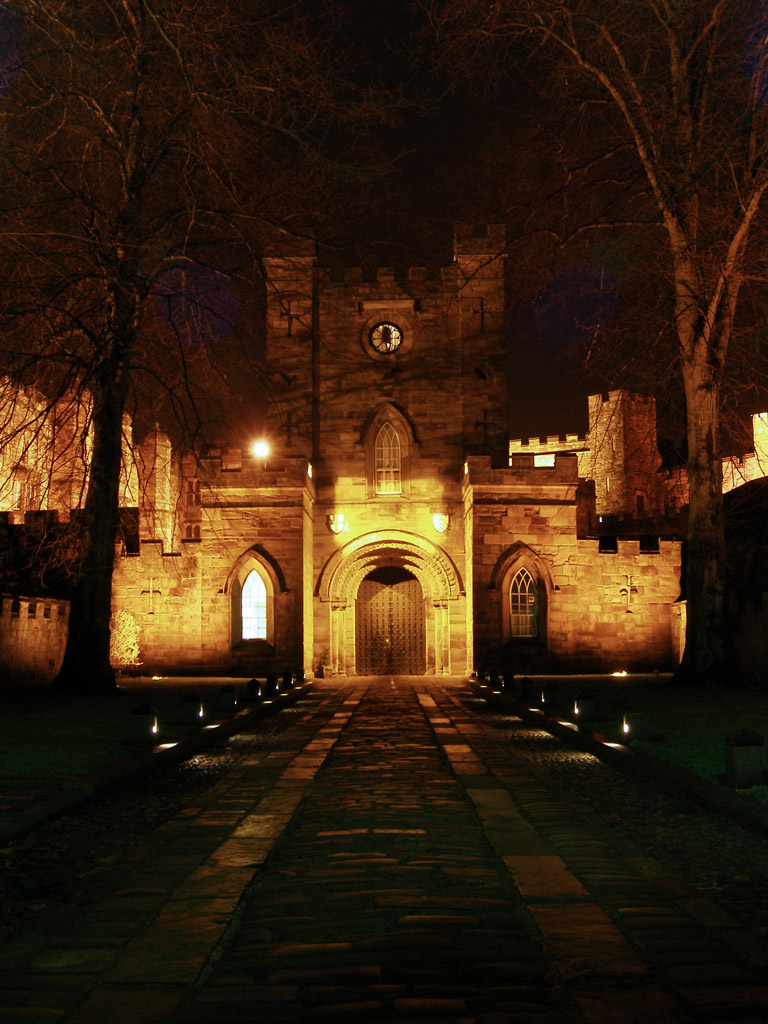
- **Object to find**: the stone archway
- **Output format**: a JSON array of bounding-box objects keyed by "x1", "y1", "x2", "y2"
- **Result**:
[{"x1": 316, "y1": 530, "x2": 464, "y2": 676}]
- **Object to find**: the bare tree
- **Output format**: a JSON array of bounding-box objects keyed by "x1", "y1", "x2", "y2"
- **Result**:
[
  {"x1": 0, "y1": 0, "x2": 387, "y2": 692},
  {"x1": 422, "y1": 0, "x2": 768, "y2": 681}
]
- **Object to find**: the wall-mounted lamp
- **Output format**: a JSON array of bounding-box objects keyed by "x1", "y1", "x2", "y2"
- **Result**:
[{"x1": 252, "y1": 439, "x2": 269, "y2": 468}]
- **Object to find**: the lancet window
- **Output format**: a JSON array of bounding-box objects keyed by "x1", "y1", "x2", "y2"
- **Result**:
[
  {"x1": 509, "y1": 567, "x2": 538, "y2": 638},
  {"x1": 374, "y1": 422, "x2": 401, "y2": 495},
  {"x1": 241, "y1": 569, "x2": 268, "y2": 639}
]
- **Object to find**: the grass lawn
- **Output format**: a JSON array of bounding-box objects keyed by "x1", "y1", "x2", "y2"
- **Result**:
[
  {"x1": 3, "y1": 675, "x2": 768, "y2": 800},
  {"x1": 495, "y1": 674, "x2": 768, "y2": 802},
  {"x1": 0, "y1": 678, "x2": 252, "y2": 780}
]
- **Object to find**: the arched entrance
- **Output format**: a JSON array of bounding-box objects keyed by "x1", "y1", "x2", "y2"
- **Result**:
[
  {"x1": 355, "y1": 566, "x2": 426, "y2": 674},
  {"x1": 316, "y1": 530, "x2": 466, "y2": 676}
]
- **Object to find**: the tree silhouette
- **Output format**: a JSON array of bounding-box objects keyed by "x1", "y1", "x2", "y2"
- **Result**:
[
  {"x1": 0, "y1": 0, "x2": 388, "y2": 692},
  {"x1": 423, "y1": 0, "x2": 768, "y2": 681}
]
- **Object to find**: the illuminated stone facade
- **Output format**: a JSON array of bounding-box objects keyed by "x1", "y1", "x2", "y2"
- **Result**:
[
  {"x1": 466, "y1": 455, "x2": 682, "y2": 672},
  {"x1": 3, "y1": 226, "x2": 691, "y2": 679},
  {"x1": 110, "y1": 225, "x2": 683, "y2": 676}
]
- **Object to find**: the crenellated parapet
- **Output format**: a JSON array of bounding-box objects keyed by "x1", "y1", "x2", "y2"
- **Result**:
[
  {"x1": 198, "y1": 451, "x2": 315, "y2": 503},
  {"x1": 466, "y1": 452, "x2": 580, "y2": 488},
  {"x1": 0, "y1": 591, "x2": 69, "y2": 686}
]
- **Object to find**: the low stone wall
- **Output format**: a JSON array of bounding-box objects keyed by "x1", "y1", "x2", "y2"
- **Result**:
[{"x1": 0, "y1": 593, "x2": 69, "y2": 686}]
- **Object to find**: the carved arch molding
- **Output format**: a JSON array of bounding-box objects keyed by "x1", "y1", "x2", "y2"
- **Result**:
[{"x1": 316, "y1": 530, "x2": 465, "y2": 676}]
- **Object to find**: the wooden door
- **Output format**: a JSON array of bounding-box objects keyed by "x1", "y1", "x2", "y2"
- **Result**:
[{"x1": 355, "y1": 569, "x2": 426, "y2": 674}]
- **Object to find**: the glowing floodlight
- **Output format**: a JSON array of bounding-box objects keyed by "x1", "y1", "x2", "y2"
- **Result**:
[
  {"x1": 621, "y1": 712, "x2": 651, "y2": 740},
  {"x1": 131, "y1": 702, "x2": 158, "y2": 746},
  {"x1": 573, "y1": 692, "x2": 595, "y2": 725},
  {"x1": 252, "y1": 439, "x2": 270, "y2": 460},
  {"x1": 183, "y1": 692, "x2": 205, "y2": 726}
]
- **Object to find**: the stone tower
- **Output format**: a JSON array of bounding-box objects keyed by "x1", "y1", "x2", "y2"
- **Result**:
[
  {"x1": 453, "y1": 223, "x2": 508, "y2": 463},
  {"x1": 261, "y1": 225, "x2": 508, "y2": 675},
  {"x1": 263, "y1": 224, "x2": 508, "y2": 471},
  {"x1": 586, "y1": 390, "x2": 663, "y2": 519}
]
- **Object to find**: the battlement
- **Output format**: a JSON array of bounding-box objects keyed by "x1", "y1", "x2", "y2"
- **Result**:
[
  {"x1": 273, "y1": 225, "x2": 506, "y2": 288},
  {"x1": 466, "y1": 452, "x2": 580, "y2": 487},
  {"x1": 315, "y1": 263, "x2": 453, "y2": 288},
  {"x1": 1, "y1": 592, "x2": 69, "y2": 619},
  {"x1": 453, "y1": 223, "x2": 506, "y2": 256},
  {"x1": 0, "y1": 591, "x2": 69, "y2": 686},
  {"x1": 509, "y1": 433, "x2": 587, "y2": 454},
  {"x1": 198, "y1": 450, "x2": 315, "y2": 490}
]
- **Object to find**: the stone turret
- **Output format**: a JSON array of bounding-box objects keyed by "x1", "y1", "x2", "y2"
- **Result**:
[
  {"x1": 585, "y1": 391, "x2": 663, "y2": 519},
  {"x1": 138, "y1": 427, "x2": 177, "y2": 551},
  {"x1": 453, "y1": 224, "x2": 508, "y2": 464}
]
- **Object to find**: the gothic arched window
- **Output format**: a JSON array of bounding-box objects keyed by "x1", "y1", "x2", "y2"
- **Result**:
[
  {"x1": 374, "y1": 422, "x2": 401, "y2": 495},
  {"x1": 230, "y1": 556, "x2": 276, "y2": 650},
  {"x1": 509, "y1": 567, "x2": 538, "y2": 638},
  {"x1": 242, "y1": 569, "x2": 267, "y2": 639}
]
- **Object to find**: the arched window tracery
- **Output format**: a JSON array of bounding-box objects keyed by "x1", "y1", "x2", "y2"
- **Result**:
[
  {"x1": 374, "y1": 422, "x2": 401, "y2": 494},
  {"x1": 508, "y1": 566, "x2": 538, "y2": 638},
  {"x1": 230, "y1": 555, "x2": 276, "y2": 650}
]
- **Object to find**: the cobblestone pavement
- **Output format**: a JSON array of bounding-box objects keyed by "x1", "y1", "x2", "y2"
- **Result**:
[{"x1": 2, "y1": 678, "x2": 768, "y2": 1023}]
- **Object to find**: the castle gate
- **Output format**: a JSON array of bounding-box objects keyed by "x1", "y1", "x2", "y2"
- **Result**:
[
  {"x1": 316, "y1": 530, "x2": 465, "y2": 676},
  {"x1": 355, "y1": 567, "x2": 426, "y2": 675}
]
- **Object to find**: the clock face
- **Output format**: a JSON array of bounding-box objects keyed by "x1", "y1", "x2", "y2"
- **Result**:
[{"x1": 369, "y1": 322, "x2": 403, "y2": 354}]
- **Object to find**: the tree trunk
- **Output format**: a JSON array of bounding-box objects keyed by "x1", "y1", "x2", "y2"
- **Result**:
[
  {"x1": 53, "y1": 378, "x2": 127, "y2": 694},
  {"x1": 678, "y1": 356, "x2": 726, "y2": 684}
]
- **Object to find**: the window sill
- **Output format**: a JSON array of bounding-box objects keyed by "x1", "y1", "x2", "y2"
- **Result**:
[{"x1": 232, "y1": 640, "x2": 275, "y2": 657}]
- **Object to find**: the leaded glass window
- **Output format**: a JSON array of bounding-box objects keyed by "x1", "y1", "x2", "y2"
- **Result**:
[
  {"x1": 509, "y1": 567, "x2": 538, "y2": 637},
  {"x1": 242, "y1": 569, "x2": 267, "y2": 639},
  {"x1": 375, "y1": 422, "x2": 401, "y2": 494}
]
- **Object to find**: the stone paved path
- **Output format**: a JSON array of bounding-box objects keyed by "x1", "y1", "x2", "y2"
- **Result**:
[{"x1": 2, "y1": 677, "x2": 768, "y2": 1023}]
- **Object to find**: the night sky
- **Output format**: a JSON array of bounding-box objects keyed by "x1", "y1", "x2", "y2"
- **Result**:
[{"x1": 315, "y1": 1, "x2": 604, "y2": 441}]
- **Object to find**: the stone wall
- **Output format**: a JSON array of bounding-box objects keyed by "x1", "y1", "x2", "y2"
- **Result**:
[
  {"x1": 112, "y1": 456, "x2": 314, "y2": 676},
  {"x1": 722, "y1": 412, "x2": 768, "y2": 494},
  {"x1": 2, "y1": 229, "x2": 694, "y2": 682},
  {"x1": 0, "y1": 593, "x2": 69, "y2": 686},
  {"x1": 466, "y1": 455, "x2": 681, "y2": 672}
]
